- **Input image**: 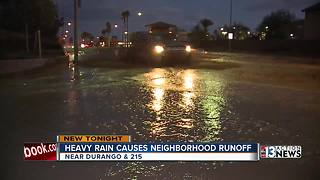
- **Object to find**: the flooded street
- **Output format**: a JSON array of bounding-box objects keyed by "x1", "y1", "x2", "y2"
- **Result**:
[{"x1": 2, "y1": 53, "x2": 320, "y2": 179}]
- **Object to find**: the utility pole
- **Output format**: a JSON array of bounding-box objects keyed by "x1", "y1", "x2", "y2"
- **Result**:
[
  {"x1": 126, "y1": 18, "x2": 129, "y2": 47},
  {"x1": 73, "y1": 0, "x2": 79, "y2": 63},
  {"x1": 25, "y1": 24, "x2": 29, "y2": 53},
  {"x1": 38, "y1": 30, "x2": 42, "y2": 59},
  {"x1": 228, "y1": 0, "x2": 233, "y2": 52}
]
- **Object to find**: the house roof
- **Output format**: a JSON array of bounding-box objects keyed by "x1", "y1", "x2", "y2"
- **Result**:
[
  {"x1": 303, "y1": 2, "x2": 320, "y2": 12},
  {"x1": 145, "y1": 21, "x2": 176, "y2": 28}
]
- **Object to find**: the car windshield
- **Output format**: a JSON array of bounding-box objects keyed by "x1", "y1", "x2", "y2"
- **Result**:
[{"x1": 164, "y1": 41, "x2": 187, "y2": 47}]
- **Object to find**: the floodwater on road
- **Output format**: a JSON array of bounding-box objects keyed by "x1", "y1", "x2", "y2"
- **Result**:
[{"x1": 1, "y1": 53, "x2": 320, "y2": 179}]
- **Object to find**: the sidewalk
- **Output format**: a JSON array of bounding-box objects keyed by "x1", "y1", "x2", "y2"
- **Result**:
[{"x1": 0, "y1": 56, "x2": 67, "y2": 74}]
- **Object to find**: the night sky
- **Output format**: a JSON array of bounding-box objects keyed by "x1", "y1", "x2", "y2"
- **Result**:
[{"x1": 54, "y1": 0, "x2": 318, "y2": 36}]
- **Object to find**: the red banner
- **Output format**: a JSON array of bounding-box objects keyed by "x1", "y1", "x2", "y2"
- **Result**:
[{"x1": 24, "y1": 143, "x2": 57, "y2": 161}]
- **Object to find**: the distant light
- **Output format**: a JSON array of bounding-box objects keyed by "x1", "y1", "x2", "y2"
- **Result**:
[
  {"x1": 220, "y1": 27, "x2": 224, "y2": 31},
  {"x1": 149, "y1": 30, "x2": 152, "y2": 33},
  {"x1": 64, "y1": 34, "x2": 68, "y2": 38},
  {"x1": 169, "y1": 31, "x2": 172, "y2": 34},
  {"x1": 222, "y1": 31, "x2": 227, "y2": 35},
  {"x1": 138, "y1": 12, "x2": 143, "y2": 16},
  {"x1": 65, "y1": 30, "x2": 69, "y2": 33},
  {"x1": 67, "y1": 22, "x2": 72, "y2": 26},
  {"x1": 265, "y1": 26, "x2": 269, "y2": 29},
  {"x1": 290, "y1": 33, "x2": 294, "y2": 37},
  {"x1": 114, "y1": 24, "x2": 118, "y2": 28},
  {"x1": 206, "y1": 34, "x2": 209, "y2": 37},
  {"x1": 247, "y1": 31, "x2": 251, "y2": 35},
  {"x1": 124, "y1": 31, "x2": 128, "y2": 35},
  {"x1": 97, "y1": 36, "x2": 99, "y2": 39},
  {"x1": 228, "y1": 33, "x2": 233, "y2": 40},
  {"x1": 233, "y1": 26, "x2": 236, "y2": 30},
  {"x1": 62, "y1": 37, "x2": 66, "y2": 40},
  {"x1": 80, "y1": 43, "x2": 85, "y2": 48}
]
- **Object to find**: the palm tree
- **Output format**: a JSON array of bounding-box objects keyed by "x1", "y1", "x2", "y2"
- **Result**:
[
  {"x1": 101, "y1": 29, "x2": 107, "y2": 46},
  {"x1": 121, "y1": 10, "x2": 130, "y2": 46},
  {"x1": 200, "y1": 18, "x2": 214, "y2": 33},
  {"x1": 105, "y1": 22, "x2": 112, "y2": 47}
]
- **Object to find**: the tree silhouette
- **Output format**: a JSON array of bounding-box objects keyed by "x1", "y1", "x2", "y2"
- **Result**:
[
  {"x1": 81, "y1": 32, "x2": 94, "y2": 41},
  {"x1": 232, "y1": 23, "x2": 250, "y2": 40},
  {"x1": 200, "y1": 19, "x2": 214, "y2": 33},
  {"x1": 257, "y1": 10, "x2": 298, "y2": 40},
  {"x1": 106, "y1": 22, "x2": 112, "y2": 46},
  {"x1": 0, "y1": 0, "x2": 63, "y2": 57},
  {"x1": 101, "y1": 22, "x2": 112, "y2": 47},
  {"x1": 105, "y1": 22, "x2": 112, "y2": 36},
  {"x1": 188, "y1": 24, "x2": 210, "y2": 47},
  {"x1": 101, "y1": 29, "x2": 107, "y2": 36}
]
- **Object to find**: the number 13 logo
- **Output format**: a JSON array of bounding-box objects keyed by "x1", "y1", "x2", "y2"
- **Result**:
[{"x1": 266, "y1": 146, "x2": 275, "y2": 158}]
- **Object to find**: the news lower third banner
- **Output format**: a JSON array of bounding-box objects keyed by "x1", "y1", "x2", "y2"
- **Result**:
[
  {"x1": 58, "y1": 143, "x2": 258, "y2": 161},
  {"x1": 24, "y1": 135, "x2": 302, "y2": 161}
]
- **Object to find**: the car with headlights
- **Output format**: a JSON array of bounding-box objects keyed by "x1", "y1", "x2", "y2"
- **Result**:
[
  {"x1": 125, "y1": 35, "x2": 193, "y2": 65},
  {"x1": 151, "y1": 40, "x2": 192, "y2": 63}
]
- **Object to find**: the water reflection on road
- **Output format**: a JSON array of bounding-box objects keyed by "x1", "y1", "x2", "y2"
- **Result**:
[
  {"x1": 104, "y1": 67, "x2": 227, "y2": 178},
  {"x1": 141, "y1": 68, "x2": 225, "y2": 142},
  {"x1": 4, "y1": 58, "x2": 318, "y2": 179}
]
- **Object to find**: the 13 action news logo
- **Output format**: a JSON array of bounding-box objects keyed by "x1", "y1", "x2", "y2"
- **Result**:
[{"x1": 260, "y1": 145, "x2": 302, "y2": 158}]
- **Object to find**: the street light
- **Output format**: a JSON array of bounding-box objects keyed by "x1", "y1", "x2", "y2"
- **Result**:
[
  {"x1": 290, "y1": 33, "x2": 294, "y2": 39},
  {"x1": 228, "y1": 33, "x2": 234, "y2": 40},
  {"x1": 228, "y1": 0, "x2": 233, "y2": 51}
]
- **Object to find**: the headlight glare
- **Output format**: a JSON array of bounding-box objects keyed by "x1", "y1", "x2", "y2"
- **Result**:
[
  {"x1": 186, "y1": 45, "x2": 191, "y2": 52},
  {"x1": 154, "y1": 45, "x2": 164, "y2": 54}
]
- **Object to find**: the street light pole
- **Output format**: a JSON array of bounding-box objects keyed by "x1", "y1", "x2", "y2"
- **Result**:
[
  {"x1": 73, "y1": 0, "x2": 79, "y2": 63},
  {"x1": 228, "y1": 0, "x2": 233, "y2": 52},
  {"x1": 38, "y1": 30, "x2": 42, "y2": 59}
]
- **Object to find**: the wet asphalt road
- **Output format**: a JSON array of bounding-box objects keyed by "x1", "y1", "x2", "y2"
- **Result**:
[{"x1": 1, "y1": 53, "x2": 320, "y2": 180}]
